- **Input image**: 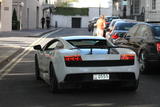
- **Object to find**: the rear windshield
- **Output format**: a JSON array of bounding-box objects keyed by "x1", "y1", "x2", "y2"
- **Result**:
[
  {"x1": 67, "y1": 39, "x2": 111, "y2": 48},
  {"x1": 152, "y1": 26, "x2": 160, "y2": 37},
  {"x1": 106, "y1": 17, "x2": 119, "y2": 22},
  {"x1": 115, "y1": 23, "x2": 137, "y2": 31}
]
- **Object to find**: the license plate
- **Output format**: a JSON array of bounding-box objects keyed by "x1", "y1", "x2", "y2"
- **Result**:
[{"x1": 93, "y1": 74, "x2": 109, "y2": 80}]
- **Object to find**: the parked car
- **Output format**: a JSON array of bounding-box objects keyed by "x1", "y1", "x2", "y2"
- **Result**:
[
  {"x1": 106, "y1": 20, "x2": 138, "y2": 43},
  {"x1": 108, "y1": 19, "x2": 136, "y2": 32},
  {"x1": 108, "y1": 19, "x2": 124, "y2": 31},
  {"x1": 33, "y1": 36, "x2": 139, "y2": 92},
  {"x1": 89, "y1": 16, "x2": 120, "y2": 36},
  {"x1": 88, "y1": 17, "x2": 99, "y2": 32},
  {"x1": 105, "y1": 16, "x2": 120, "y2": 28},
  {"x1": 115, "y1": 23, "x2": 160, "y2": 73}
]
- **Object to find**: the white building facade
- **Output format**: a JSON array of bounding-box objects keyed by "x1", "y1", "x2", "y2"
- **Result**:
[
  {"x1": 13, "y1": 0, "x2": 45, "y2": 29},
  {"x1": 112, "y1": 0, "x2": 160, "y2": 22},
  {"x1": 0, "y1": 0, "x2": 12, "y2": 31}
]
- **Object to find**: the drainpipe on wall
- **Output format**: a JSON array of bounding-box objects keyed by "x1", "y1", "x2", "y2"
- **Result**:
[{"x1": 99, "y1": 1, "x2": 101, "y2": 16}]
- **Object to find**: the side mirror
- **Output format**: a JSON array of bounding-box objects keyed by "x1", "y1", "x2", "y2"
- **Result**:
[{"x1": 33, "y1": 45, "x2": 42, "y2": 51}]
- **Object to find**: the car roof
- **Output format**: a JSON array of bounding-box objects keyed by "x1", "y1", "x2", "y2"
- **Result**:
[
  {"x1": 59, "y1": 36, "x2": 106, "y2": 41},
  {"x1": 137, "y1": 22, "x2": 160, "y2": 27},
  {"x1": 91, "y1": 17, "x2": 99, "y2": 20},
  {"x1": 114, "y1": 21, "x2": 138, "y2": 25},
  {"x1": 105, "y1": 16, "x2": 120, "y2": 18}
]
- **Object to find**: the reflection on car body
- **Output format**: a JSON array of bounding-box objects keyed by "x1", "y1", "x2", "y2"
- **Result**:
[{"x1": 114, "y1": 23, "x2": 160, "y2": 74}]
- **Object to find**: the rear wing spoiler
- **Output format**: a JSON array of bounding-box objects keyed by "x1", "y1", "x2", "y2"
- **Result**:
[{"x1": 70, "y1": 46, "x2": 131, "y2": 54}]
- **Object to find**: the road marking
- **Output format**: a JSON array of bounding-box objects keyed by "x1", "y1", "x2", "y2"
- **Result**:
[{"x1": 0, "y1": 28, "x2": 63, "y2": 79}]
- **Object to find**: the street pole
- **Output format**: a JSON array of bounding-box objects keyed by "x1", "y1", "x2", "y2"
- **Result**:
[
  {"x1": 123, "y1": 0, "x2": 127, "y2": 18},
  {"x1": 99, "y1": 0, "x2": 101, "y2": 16}
]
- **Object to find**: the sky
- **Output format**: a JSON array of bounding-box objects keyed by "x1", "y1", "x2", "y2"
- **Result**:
[{"x1": 70, "y1": 0, "x2": 112, "y2": 8}]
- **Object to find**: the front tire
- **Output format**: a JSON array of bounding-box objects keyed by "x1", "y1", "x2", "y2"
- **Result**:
[
  {"x1": 49, "y1": 64, "x2": 59, "y2": 93},
  {"x1": 35, "y1": 55, "x2": 41, "y2": 80}
]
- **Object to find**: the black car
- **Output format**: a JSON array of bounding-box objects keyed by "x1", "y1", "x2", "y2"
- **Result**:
[
  {"x1": 88, "y1": 17, "x2": 99, "y2": 32},
  {"x1": 115, "y1": 23, "x2": 160, "y2": 73},
  {"x1": 106, "y1": 21, "x2": 138, "y2": 43},
  {"x1": 88, "y1": 16, "x2": 120, "y2": 33}
]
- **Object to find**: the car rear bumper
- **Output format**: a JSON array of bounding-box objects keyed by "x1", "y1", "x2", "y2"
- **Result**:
[
  {"x1": 64, "y1": 72, "x2": 136, "y2": 83},
  {"x1": 56, "y1": 60, "x2": 139, "y2": 83},
  {"x1": 59, "y1": 73, "x2": 138, "y2": 88}
]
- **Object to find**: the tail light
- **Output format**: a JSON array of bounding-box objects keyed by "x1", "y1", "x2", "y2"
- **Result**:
[
  {"x1": 105, "y1": 22, "x2": 110, "y2": 25},
  {"x1": 64, "y1": 55, "x2": 82, "y2": 61},
  {"x1": 120, "y1": 54, "x2": 135, "y2": 60},
  {"x1": 111, "y1": 33, "x2": 119, "y2": 39},
  {"x1": 156, "y1": 42, "x2": 160, "y2": 52}
]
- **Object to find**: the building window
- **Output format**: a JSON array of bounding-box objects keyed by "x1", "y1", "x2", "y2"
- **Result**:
[
  {"x1": 134, "y1": 0, "x2": 140, "y2": 14},
  {"x1": 46, "y1": 0, "x2": 48, "y2": 4},
  {"x1": 152, "y1": 0, "x2": 156, "y2": 10}
]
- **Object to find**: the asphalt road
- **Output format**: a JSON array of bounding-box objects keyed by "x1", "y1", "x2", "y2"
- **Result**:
[{"x1": 0, "y1": 28, "x2": 160, "y2": 107}]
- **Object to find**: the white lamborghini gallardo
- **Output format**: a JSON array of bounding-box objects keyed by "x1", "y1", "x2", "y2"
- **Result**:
[{"x1": 33, "y1": 36, "x2": 139, "y2": 92}]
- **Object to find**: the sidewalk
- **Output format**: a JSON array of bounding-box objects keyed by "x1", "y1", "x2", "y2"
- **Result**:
[
  {"x1": 0, "y1": 27, "x2": 57, "y2": 37},
  {"x1": 0, "y1": 27, "x2": 58, "y2": 69}
]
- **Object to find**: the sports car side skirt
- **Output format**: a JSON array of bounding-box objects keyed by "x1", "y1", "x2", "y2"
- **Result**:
[{"x1": 65, "y1": 60, "x2": 134, "y2": 67}]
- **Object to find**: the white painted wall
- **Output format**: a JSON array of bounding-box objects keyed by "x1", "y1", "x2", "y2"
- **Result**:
[
  {"x1": 0, "y1": 0, "x2": 12, "y2": 31},
  {"x1": 52, "y1": 15, "x2": 72, "y2": 28}
]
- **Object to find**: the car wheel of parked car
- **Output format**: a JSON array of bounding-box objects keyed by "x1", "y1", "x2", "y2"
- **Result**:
[
  {"x1": 49, "y1": 63, "x2": 59, "y2": 93},
  {"x1": 35, "y1": 55, "x2": 41, "y2": 80},
  {"x1": 139, "y1": 51, "x2": 149, "y2": 74}
]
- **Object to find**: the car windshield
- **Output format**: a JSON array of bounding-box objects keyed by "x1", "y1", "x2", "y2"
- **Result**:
[
  {"x1": 152, "y1": 26, "x2": 160, "y2": 37},
  {"x1": 115, "y1": 23, "x2": 137, "y2": 31},
  {"x1": 67, "y1": 39, "x2": 111, "y2": 48}
]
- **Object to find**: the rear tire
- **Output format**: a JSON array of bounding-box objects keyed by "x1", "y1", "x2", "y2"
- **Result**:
[
  {"x1": 35, "y1": 55, "x2": 41, "y2": 80},
  {"x1": 139, "y1": 51, "x2": 149, "y2": 74},
  {"x1": 49, "y1": 64, "x2": 59, "y2": 93},
  {"x1": 127, "y1": 80, "x2": 139, "y2": 91}
]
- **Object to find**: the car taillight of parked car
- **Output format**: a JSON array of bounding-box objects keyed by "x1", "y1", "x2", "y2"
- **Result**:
[
  {"x1": 64, "y1": 55, "x2": 82, "y2": 61},
  {"x1": 120, "y1": 54, "x2": 135, "y2": 60},
  {"x1": 111, "y1": 33, "x2": 119, "y2": 39},
  {"x1": 156, "y1": 42, "x2": 160, "y2": 52},
  {"x1": 105, "y1": 22, "x2": 110, "y2": 25}
]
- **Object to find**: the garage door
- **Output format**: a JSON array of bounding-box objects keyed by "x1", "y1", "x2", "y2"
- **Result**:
[{"x1": 72, "y1": 18, "x2": 81, "y2": 28}]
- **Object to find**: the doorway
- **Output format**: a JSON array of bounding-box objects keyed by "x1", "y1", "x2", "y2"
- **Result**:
[{"x1": 72, "y1": 17, "x2": 81, "y2": 28}]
